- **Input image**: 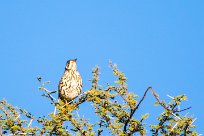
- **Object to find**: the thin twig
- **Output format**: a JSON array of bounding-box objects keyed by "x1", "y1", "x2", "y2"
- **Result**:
[
  {"x1": 151, "y1": 89, "x2": 169, "y2": 110},
  {"x1": 174, "y1": 107, "x2": 192, "y2": 112},
  {"x1": 43, "y1": 88, "x2": 57, "y2": 104},
  {"x1": 0, "y1": 127, "x2": 2, "y2": 135},
  {"x1": 124, "y1": 86, "x2": 152, "y2": 132}
]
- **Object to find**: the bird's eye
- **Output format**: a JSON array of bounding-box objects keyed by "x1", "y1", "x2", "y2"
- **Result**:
[{"x1": 66, "y1": 61, "x2": 70, "y2": 65}]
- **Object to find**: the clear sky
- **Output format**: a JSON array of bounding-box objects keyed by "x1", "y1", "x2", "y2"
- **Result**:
[{"x1": 0, "y1": 1, "x2": 203, "y2": 134}]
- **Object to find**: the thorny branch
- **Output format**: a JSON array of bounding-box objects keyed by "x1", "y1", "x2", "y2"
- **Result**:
[
  {"x1": 151, "y1": 89, "x2": 192, "y2": 136},
  {"x1": 123, "y1": 87, "x2": 193, "y2": 134},
  {"x1": 0, "y1": 66, "x2": 197, "y2": 135},
  {"x1": 153, "y1": 103, "x2": 178, "y2": 136}
]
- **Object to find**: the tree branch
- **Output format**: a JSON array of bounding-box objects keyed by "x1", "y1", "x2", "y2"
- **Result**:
[
  {"x1": 151, "y1": 89, "x2": 169, "y2": 110},
  {"x1": 42, "y1": 88, "x2": 57, "y2": 105},
  {"x1": 174, "y1": 107, "x2": 192, "y2": 113},
  {"x1": 124, "y1": 86, "x2": 152, "y2": 132}
]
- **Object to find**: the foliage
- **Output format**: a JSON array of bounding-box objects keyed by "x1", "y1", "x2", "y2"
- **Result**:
[{"x1": 0, "y1": 63, "x2": 199, "y2": 135}]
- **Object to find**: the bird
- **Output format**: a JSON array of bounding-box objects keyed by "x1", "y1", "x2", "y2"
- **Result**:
[{"x1": 58, "y1": 59, "x2": 82, "y2": 102}]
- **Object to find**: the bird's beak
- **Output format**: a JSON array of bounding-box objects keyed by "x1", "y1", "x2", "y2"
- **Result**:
[{"x1": 74, "y1": 58, "x2": 77, "y2": 61}]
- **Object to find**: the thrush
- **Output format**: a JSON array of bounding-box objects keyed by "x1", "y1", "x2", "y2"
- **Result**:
[{"x1": 58, "y1": 59, "x2": 82, "y2": 102}]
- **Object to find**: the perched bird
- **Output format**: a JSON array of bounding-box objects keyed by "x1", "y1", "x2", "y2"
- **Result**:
[{"x1": 58, "y1": 59, "x2": 82, "y2": 102}]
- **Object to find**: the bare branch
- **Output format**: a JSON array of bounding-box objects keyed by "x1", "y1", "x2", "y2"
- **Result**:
[
  {"x1": 43, "y1": 88, "x2": 57, "y2": 104},
  {"x1": 151, "y1": 89, "x2": 169, "y2": 110},
  {"x1": 174, "y1": 107, "x2": 192, "y2": 112},
  {"x1": 124, "y1": 86, "x2": 152, "y2": 132}
]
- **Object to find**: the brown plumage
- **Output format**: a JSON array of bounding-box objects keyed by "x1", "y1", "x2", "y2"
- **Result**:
[{"x1": 58, "y1": 59, "x2": 82, "y2": 102}]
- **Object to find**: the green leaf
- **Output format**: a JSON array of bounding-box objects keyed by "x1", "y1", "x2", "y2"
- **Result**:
[{"x1": 141, "y1": 113, "x2": 149, "y2": 120}]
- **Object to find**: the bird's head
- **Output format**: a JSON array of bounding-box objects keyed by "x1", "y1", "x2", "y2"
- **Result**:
[{"x1": 65, "y1": 59, "x2": 77, "y2": 70}]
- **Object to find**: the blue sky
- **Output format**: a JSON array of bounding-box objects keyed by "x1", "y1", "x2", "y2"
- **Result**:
[{"x1": 0, "y1": 1, "x2": 203, "y2": 134}]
